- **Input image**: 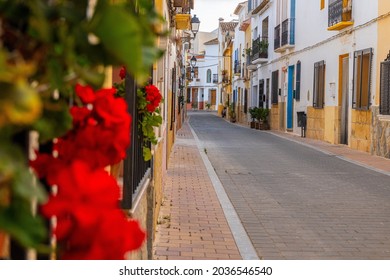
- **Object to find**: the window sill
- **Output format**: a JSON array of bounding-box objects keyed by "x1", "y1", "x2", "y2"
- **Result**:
[{"x1": 378, "y1": 114, "x2": 390, "y2": 122}]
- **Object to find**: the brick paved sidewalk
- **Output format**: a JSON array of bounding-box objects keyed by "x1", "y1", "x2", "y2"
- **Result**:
[{"x1": 153, "y1": 121, "x2": 242, "y2": 260}]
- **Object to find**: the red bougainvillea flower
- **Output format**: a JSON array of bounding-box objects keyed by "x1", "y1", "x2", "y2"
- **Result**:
[
  {"x1": 75, "y1": 83, "x2": 96, "y2": 104},
  {"x1": 144, "y1": 85, "x2": 162, "y2": 113},
  {"x1": 50, "y1": 84, "x2": 131, "y2": 169},
  {"x1": 119, "y1": 66, "x2": 126, "y2": 80},
  {"x1": 30, "y1": 83, "x2": 144, "y2": 260},
  {"x1": 40, "y1": 161, "x2": 120, "y2": 240},
  {"x1": 60, "y1": 210, "x2": 146, "y2": 260}
]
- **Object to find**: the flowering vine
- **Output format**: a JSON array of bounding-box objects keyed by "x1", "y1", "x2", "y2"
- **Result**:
[
  {"x1": 137, "y1": 85, "x2": 163, "y2": 161},
  {"x1": 30, "y1": 84, "x2": 146, "y2": 259},
  {"x1": 115, "y1": 67, "x2": 163, "y2": 161}
]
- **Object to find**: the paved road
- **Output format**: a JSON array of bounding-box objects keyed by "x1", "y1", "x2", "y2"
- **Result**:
[{"x1": 189, "y1": 112, "x2": 390, "y2": 259}]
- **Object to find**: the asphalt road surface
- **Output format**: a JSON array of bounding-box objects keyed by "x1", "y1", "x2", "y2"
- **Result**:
[{"x1": 189, "y1": 112, "x2": 390, "y2": 259}]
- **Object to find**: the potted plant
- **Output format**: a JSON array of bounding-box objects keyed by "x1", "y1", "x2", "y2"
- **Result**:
[
  {"x1": 259, "y1": 108, "x2": 270, "y2": 130},
  {"x1": 192, "y1": 101, "x2": 198, "y2": 110},
  {"x1": 205, "y1": 103, "x2": 211, "y2": 110},
  {"x1": 228, "y1": 103, "x2": 236, "y2": 123},
  {"x1": 259, "y1": 40, "x2": 269, "y2": 57},
  {"x1": 254, "y1": 107, "x2": 262, "y2": 129},
  {"x1": 248, "y1": 107, "x2": 257, "y2": 128}
]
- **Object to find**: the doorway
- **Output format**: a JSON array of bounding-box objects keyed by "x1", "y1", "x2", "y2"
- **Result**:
[
  {"x1": 287, "y1": 65, "x2": 295, "y2": 130},
  {"x1": 259, "y1": 79, "x2": 264, "y2": 108}
]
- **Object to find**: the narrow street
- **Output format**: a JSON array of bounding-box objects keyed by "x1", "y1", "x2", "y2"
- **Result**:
[{"x1": 187, "y1": 112, "x2": 390, "y2": 260}]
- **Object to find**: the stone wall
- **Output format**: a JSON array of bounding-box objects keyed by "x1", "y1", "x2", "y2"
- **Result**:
[
  {"x1": 306, "y1": 106, "x2": 325, "y2": 140},
  {"x1": 350, "y1": 109, "x2": 371, "y2": 153},
  {"x1": 371, "y1": 106, "x2": 390, "y2": 158},
  {"x1": 128, "y1": 138, "x2": 165, "y2": 260},
  {"x1": 270, "y1": 104, "x2": 280, "y2": 130},
  {"x1": 324, "y1": 106, "x2": 341, "y2": 144}
]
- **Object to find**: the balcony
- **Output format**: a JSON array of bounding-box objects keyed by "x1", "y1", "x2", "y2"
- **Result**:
[
  {"x1": 222, "y1": 70, "x2": 230, "y2": 84},
  {"x1": 246, "y1": 55, "x2": 257, "y2": 71},
  {"x1": 234, "y1": 60, "x2": 242, "y2": 76},
  {"x1": 251, "y1": 36, "x2": 268, "y2": 64},
  {"x1": 252, "y1": 0, "x2": 270, "y2": 15},
  {"x1": 328, "y1": 0, "x2": 353, "y2": 31},
  {"x1": 175, "y1": 13, "x2": 191, "y2": 30},
  {"x1": 274, "y1": 18, "x2": 295, "y2": 53}
]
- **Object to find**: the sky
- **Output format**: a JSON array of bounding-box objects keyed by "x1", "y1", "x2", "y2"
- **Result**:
[{"x1": 193, "y1": 0, "x2": 243, "y2": 32}]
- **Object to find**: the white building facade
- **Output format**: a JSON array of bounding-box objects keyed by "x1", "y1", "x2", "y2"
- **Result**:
[{"x1": 248, "y1": 0, "x2": 383, "y2": 154}]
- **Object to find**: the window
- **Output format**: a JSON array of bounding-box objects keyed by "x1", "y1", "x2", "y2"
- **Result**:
[
  {"x1": 295, "y1": 60, "x2": 301, "y2": 101},
  {"x1": 272, "y1": 70, "x2": 279, "y2": 104},
  {"x1": 206, "y1": 69, "x2": 211, "y2": 83},
  {"x1": 313, "y1": 60, "x2": 325, "y2": 108},
  {"x1": 353, "y1": 48, "x2": 373, "y2": 110},
  {"x1": 380, "y1": 53, "x2": 390, "y2": 115}
]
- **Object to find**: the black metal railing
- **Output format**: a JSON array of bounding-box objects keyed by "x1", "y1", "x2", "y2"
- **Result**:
[
  {"x1": 328, "y1": 0, "x2": 352, "y2": 27},
  {"x1": 251, "y1": 36, "x2": 268, "y2": 62},
  {"x1": 281, "y1": 18, "x2": 295, "y2": 46},
  {"x1": 122, "y1": 75, "x2": 151, "y2": 209},
  {"x1": 274, "y1": 24, "x2": 280, "y2": 50},
  {"x1": 213, "y1": 74, "x2": 218, "y2": 83},
  {"x1": 234, "y1": 60, "x2": 242, "y2": 75}
]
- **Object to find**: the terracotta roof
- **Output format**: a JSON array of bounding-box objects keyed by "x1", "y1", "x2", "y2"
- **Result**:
[
  {"x1": 204, "y1": 38, "x2": 218, "y2": 45},
  {"x1": 219, "y1": 21, "x2": 238, "y2": 33}
]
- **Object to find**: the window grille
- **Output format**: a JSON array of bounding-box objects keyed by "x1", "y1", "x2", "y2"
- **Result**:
[{"x1": 380, "y1": 52, "x2": 390, "y2": 115}]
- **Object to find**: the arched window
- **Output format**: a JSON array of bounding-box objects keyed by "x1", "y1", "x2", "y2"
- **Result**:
[{"x1": 207, "y1": 69, "x2": 212, "y2": 83}]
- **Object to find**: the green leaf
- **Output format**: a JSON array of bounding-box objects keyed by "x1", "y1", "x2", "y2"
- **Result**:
[
  {"x1": 32, "y1": 99, "x2": 72, "y2": 143},
  {"x1": 143, "y1": 147, "x2": 152, "y2": 161},
  {"x1": 88, "y1": 5, "x2": 145, "y2": 79},
  {"x1": 0, "y1": 198, "x2": 47, "y2": 249}
]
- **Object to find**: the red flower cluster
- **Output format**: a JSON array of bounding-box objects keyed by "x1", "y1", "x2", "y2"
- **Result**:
[
  {"x1": 145, "y1": 85, "x2": 162, "y2": 113},
  {"x1": 119, "y1": 66, "x2": 126, "y2": 80},
  {"x1": 54, "y1": 84, "x2": 131, "y2": 169},
  {"x1": 30, "y1": 84, "x2": 146, "y2": 260}
]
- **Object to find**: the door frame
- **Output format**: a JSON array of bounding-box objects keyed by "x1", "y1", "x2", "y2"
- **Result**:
[{"x1": 339, "y1": 54, "x2": 349, "y2": 145}]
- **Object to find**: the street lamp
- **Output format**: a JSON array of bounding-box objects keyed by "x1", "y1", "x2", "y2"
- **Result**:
[
  {"x1": 190, "y1": 55, "x2": 197, "y2": 68},
  {"x1": 190, "y1": 14, "x2": 200, "y2": 38}
]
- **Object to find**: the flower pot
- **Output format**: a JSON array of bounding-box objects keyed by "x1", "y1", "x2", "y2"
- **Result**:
[
  {"x1": 255, "y1": 122, "x2": 260, "y2": 129},
  {"x1": 260, "y1": 122, "x2": 270, "y2": 130},
  {"x1": 250, "y1": 121, "x2": 256, "y2": 129}
]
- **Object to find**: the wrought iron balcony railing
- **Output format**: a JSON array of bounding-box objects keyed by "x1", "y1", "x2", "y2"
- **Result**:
[
  {"x1": 234, "y1": 60, "x2": 242, "y2": 75},
  {"x1": 251, "y1": 36, "x2": 268, "y2": 63},
  {"x1": 328, "y1": 0, "x2": 353, "y2": 30},
  {"x1": 281, "y1": 18, "x2": 295, "y2": 46},
  {"x1": 274, "y1": 24, "x2": 281, "y2": 50},
  {"x1": 274, "y1": 18, "x2": 295, "y2": 52}
]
